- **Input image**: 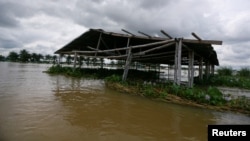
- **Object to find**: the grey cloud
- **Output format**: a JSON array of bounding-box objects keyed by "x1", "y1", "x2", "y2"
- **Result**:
[
  {"x1": 0, "y1": 0, "x2": 249, "y2": 68},
  {"x1": 0, "y1": 38, "x2": 22, "y2": 49}
]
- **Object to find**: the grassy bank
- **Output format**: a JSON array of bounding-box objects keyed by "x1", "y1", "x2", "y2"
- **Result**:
[{"x1": 47, "y1": 65, "x2": 250, "y2": 115}]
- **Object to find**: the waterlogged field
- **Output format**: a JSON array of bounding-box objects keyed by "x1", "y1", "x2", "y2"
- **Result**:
[{"x1": 0, "y1": 62, "x2": 250, "y2": 141}]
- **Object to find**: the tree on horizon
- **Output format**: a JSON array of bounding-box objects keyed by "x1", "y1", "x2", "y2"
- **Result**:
[
  {"x1": 7, "y1": 51, "x2": 19, "y2": 62},
  {"x1": 19, "y1": 49, "x2": 30, "y2": 62}
]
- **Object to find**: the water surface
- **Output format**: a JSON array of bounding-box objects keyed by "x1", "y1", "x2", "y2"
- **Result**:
[{"x1": 0, "y1": 62, "x2": 249, "y2": 141}]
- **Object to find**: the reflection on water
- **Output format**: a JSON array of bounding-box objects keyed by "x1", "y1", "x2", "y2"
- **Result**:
[{"x1": 0, "y1": 62, "x2": 250, "y2": 141}]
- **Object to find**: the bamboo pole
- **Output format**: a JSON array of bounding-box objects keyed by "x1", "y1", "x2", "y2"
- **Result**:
[
  {"x1": 211, "y1": 64, "x2": 215, "y2": 75},
  {"x1": 199, "y1": 57, "x2": 203, "y2": 81},
  {"x1": 188, "y1": 50, "x2": 194, "y2": 87},
  {"x1": 73, "y1": 52, "x2": 77, "y2": 70},
  {"x1": 95, "y1": 32, "x2": 102, "y2": 56},
  {"x1": 72, "y1": 39, "x2": 174, "y2": 54},
  {"x1": 137, "y1": 42, "x2": 175, "y2": 55},
  {"x1": 160, "y1": 30, "x2": 173, "y2": 39},
  {"x1": 174, "y1": 38, "x2": 182, "y2": 85},
  {"x1": 205, "y1": 61, "x2": 210, "y2": 79},
  {"x1": 122, "y1": 47, "x2": 132, "y2": 81},
  {"x1": 138, "y1": 31, "x2": 151, "y2": 38}
]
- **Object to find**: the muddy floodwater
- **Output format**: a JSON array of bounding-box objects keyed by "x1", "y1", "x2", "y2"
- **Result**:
[{"x1": 0, "y1": 62, "x2": 249, "y2": 141}]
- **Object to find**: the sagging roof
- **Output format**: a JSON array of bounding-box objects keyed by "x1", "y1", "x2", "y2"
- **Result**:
[{"x1": 55, "y1": 28, "x2": 222, "y2": 65}]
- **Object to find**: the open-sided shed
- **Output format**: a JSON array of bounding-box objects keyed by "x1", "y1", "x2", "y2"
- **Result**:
[{"x1": 55, "y1": 28, "x2": 222, "y2": 87}]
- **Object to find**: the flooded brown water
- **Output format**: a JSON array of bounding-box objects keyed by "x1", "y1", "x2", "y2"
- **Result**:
[{"x1": 0, "y1": 62, "x2": 249, "y2": 141}]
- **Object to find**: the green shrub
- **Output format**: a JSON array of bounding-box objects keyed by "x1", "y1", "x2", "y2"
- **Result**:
[
  {"x1": 206, "y1": 87, "x2": 225, "y2": 105},
  {"x1": 47, "y1": 65, "x2": 63, "y2": 73},
  {"x1": 105, "y1": 75, "x2": 122, "y2": 82},
  {"x1": 217, "y1": 67, "x2": 233, "y2": 76},
  {"x1": 237, "y1": 68, "x2": 250, "y2": 78},
  {"x1": 168, "y1": 84, "x2": 181, "y2": 95}
]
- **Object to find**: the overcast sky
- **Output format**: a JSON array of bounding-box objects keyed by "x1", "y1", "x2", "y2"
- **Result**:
[{"x1": 0, "y1": 0, "x2": 250, "y2": 68}]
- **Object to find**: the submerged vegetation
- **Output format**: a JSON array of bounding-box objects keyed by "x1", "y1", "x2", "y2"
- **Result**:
[{"x1": 47, "y1": 65, "x2": 250, "y2": 115}]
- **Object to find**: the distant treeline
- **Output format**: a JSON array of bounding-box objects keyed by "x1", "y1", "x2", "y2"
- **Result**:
[
  {"x1": 0, "y1": 49, "x2": 159, "y2": 71},
  {"x1": 0, "y1": 49, "x2": 117, "y2": 66},
  {"x1": 0, "y1": 49, "x2": 57, "y2": 63}
]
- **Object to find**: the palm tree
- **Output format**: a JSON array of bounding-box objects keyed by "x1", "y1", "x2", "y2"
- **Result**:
[
  {"x1": 66, "y1": 55, "x2": 72, "y2": 65},
  {"x1": 38, "y1": 54, "x2": 44, "y2": 63},
  {"x1": 52, "y1": 55, "x2": 57, "y2": 64},
  {"x1": 45, "y1": 54, "x2": 52, "y2": 63},
  {"x1": 0, "y1": 55, "x2": 6, "y2": 61},
  {"x1": 7, "y1": 51, "x2": 19, "y2": 62},
  {"x1": 19, "y1": 49, "x2": 31, "y2": 63},
  {"x1": 30, "y1": 53, "x2": 38, "y2": 63}
]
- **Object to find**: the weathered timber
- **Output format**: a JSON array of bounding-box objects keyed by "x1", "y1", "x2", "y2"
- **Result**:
[
  {"x1": 188, "y1": 50, "x2": 194, "y2": 87},
  {"x1": 199, "y1": 58, "x2": 203, "y2": 81},
  {"x1": 191, "y1": 32, "x2": 202, "y2": 40},
  {"x1": 160, "y1": 30, "x2": 173, "y2": 39},
  {"x1": 183, "y1": 39, "x2": 222, "y2": 45},
  {"x1": 137, "y1": 42, "x2": 175, "y2": 55},
  {"x1": 95, "y1": 32, "x2": 102, "y2": 56},
  {"x1": 211, "y1": 64, "x2": 215, "y2": 75},
  {"x1": 122, "y1": 47, "x2": 132, "y2": 81},
  {"x1": 126, "y1": 37, "x2": 130, "y2": 55},
  {"x1": 174, "y1": 39, "x2": 182, "y2": 85},
  {"x1": 121, "y1": 29, "x2": 135, "y2": 36},
  {"x1": 205, "y1": 61, "x2": 210, "y2": 79},
  {"x1": 138, "y1": 31, "x2": 151, "y2": 38},
  {"x1": 72, "y1": 39, "x2": 174, "y2": 54},
  {"x1": 133, "y1": 51, "x2": 175, "y2": 59},
  {"x1": 73, "y1": 52, "x2": 77, "y2": 70}
]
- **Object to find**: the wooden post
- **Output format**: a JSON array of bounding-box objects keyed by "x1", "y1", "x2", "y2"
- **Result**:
[
  {"x1": 78, "y1": 56, "x2": 81, "y2": 68},
  {"x1": 205, "y1": 61, "x2": 210, "y2": 79},
  {"x1": 174, "y1": 38, "x2": 182, "y2": 85},
  {"x1": 126, "y1": 37, "x2": 130, "y2": 54},
  {"x1": 199, "y1": 58, "x2": 203, "y2": 81},
  {"x1": 122, "y1": 47, "x2": 132, "y2": 81},
  {"x1": 122, "y1": 37, "x2": 132, "y2": 81},
  {"x1": 58, "y1": 54, "x2": 62, "y2": 66},
  {"x1": 211, "y1": 64, "x2": 215, "y2": 76},
  {"x1": 95, "y1": 33, "x2": 102, "y2": 56},
  {"x1": 73, "y1": 52, "x2": 77, "y2": 70},
  {"x1": 168, "y1": 65, "x2": 170, "y2": 80},
  {"x1": 188, "y1": 50, "x2": 194, "y2": 87}
]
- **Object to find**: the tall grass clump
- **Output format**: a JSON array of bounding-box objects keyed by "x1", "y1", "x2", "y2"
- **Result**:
[
  {"x1": 237, "y1": 67, "x2": 250, "y2": 78},
  {"x1": 217, "y1": 66, "x2": 233, "y2": 76},
  {"x1": 47, "y1": 65, "x2": 64, "y2": 74}
]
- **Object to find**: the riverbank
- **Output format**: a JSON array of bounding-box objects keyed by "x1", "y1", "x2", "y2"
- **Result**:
[
  {"x1": 106, "y1": 81, "x2": 250, "y2": 115},
  {"x1": 46, "y1": 65, "x2": 250, "y2": 115}
]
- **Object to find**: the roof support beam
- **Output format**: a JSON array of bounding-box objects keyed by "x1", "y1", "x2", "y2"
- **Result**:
[
  {"x1": 136, "y1": 42, "x2": 175, "y2": 55},
  {"x1": 138, "y1": 31, "x2": 151, "y2": 38},
  {"x1": 95, "y1": 32, "x2": 102, "y2": 56},
  {"x1": 191, "y1": 32, "x2": 202, "y2": 40},
  {"x1": 183, "y1": 39, "x2": 222, "y2": 45},
  {"x1": 160, "y1": 30, "x2": 173, "y2": 39},
  {"x1": 72, "y1": 39, "x2": 174, "y2": 54},
  {"x1": 121, "y1": 29, "x2": 135, "y2": 36}
]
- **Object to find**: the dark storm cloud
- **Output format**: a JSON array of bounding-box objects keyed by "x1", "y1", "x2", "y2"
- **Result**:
[
  {"x1": 0, "y1": 2, "x2": 20, "y2": 27},
  {"x1": 0, "y1": 0, "x2": 249, "y2": 68},
  {"x1": 0, "y1": 38, "x2": 21, "y2": 49}
]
